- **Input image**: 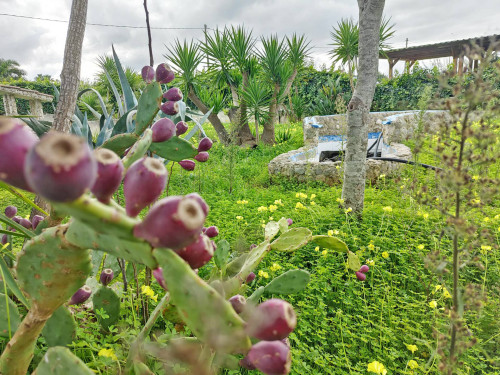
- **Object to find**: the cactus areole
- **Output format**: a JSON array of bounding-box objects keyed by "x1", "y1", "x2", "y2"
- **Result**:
[
  {"x1": 0, "y1": 117, "x2": 39, "y2": 191},
  {"x1": 25, "y1": 132, "x2": 97, "y2": 202}
]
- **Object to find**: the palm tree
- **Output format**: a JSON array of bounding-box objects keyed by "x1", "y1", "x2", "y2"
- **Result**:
[
  {"x1": 240, "y1": 77, "x2": 271, "y2": 143},
  {"x1": 0, "y1": 59, "x2": 26, "y2": 80}
]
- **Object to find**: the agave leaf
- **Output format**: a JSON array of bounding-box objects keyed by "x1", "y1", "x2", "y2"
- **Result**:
[
  {"x1": 104, "y1": 68, "x2": 125, "y2": 116},
  {"x1": 78, "y1": 88, "x2": 110, "y2": 120},
  {"x1": 51, "y1": 83, "x2": 60, "y2": 103},
  {"x1": 80, "y1": 101, "x2": 102, "y2": 121},
  {"x1": 126, "y1": 109, "x2": 137, "y2": 133},
  {"x1": 112, "y1": 45, "x2": 137, "y2": 111},
  {"x1": 177, "y1": 100, "x2": 186, "y2": 122},
  {"x1": 96, "y1": 109, "x2": 115, "y2": 147},
  {"x1": 111, "y1": 109, "x2": 135, "y2": 137},
  {"x1": 71, "y1": 115, "x2": 82, "y2": 137},
  {"x1": 184, "y1": 107, "x2": 212, "y2": 141}
]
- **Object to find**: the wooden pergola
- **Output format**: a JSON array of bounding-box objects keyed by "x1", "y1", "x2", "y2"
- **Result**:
[{"x1": 382, "y1": 34, "x2": 500, "y2": 79}]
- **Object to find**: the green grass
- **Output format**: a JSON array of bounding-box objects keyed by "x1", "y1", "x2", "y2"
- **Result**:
[{"x1": 0, "y1": 121, "x2": 499, "y2": 374}]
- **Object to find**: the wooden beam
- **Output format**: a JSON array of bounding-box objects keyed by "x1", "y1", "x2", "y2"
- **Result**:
[
  {"x1": 458, "y1": 56, "x2": 464, "y2": 75},
  {"x1": 388, "y1": 58, "x2": 399, "y2": 79}
]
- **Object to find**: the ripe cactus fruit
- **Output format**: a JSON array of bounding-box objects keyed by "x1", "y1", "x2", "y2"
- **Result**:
[
  {"x1": 246, "y1": 340, "x2": 291, "y2": 375},
  {"x1": 32, "y1": 215, "x2": 44, "y2": 230},
  {"x1": 91, "y1": 149, "x2": 124, "y2": 204},
  {"x1": 153, "y1": 267, "x2": 167, "y2": 290},
  {"x1": 359, "y1": 264, "x2": 369, "y2": 273},
  {"x1": 1, "y1": 235, "x2": 7, "y2": 245},
  {"x1": 24, "y1": 132, "x2": 97, "y2": 202},
  {"x1": 175, "y1": 233, "x2": 214, "y2": 269},
  {"x1": 204, "y1": 226, "x2": 219, "y2": 238},
  {"x1": 141, "y1": 65, "x2": 155, "y2": 83},
  {"x1": 287, "y1": 218, "x2": 293, "y2": 226},
  {"x1": 229, "y1": 295, "x2": 246, "y2": 314},
  {"x1": 100, "y1": 268, "x2": 114, "y2": 286},
  {"x1": 151, "y1": 118, "x2": 176, "y2": 143},
  {"x1": 246, "y1": 272, "x2": 256, "y2": 283},
  {"x1": 247, "y1": 299, "x2": 297, "y2": 341},
  {"x1": 12, "y1": 216, "x2": 21, "y2": 223},
  {"x1": 4, "y1": 205, "x2": 17, "y2": 218},
  {"x1": 69, "y1": 286, "x2": 92, "y2": 305},
  {"x1": 134, "y1": 195, "x2": 207, "y2": 249},
  {"x1": 176, "y1": 121, "x2": 188, "y2": 136},
  {"x1": 163, "y1": 87, "x2": 183, "y2": 102},
  {"x1": 156, "y1": 63, "x2": 175, "y2": 84},
  {"x1": 0, "y1": 117, "x2": 39, "y2": 191},
  {"x1": 178, "y1": 159, "x2": 195, "y2": 171},
  {"x1": 123, "y1": 157, "x2": 167, "y2": 217},
  {"x1": 239, "y1": 356, "x2": 256, "y2": 370},
  {"x1": 185, "y1": 192, "x2": 209, "y2": 216},
  {"x1": 194, "y1": 152, "x2": 209, "y2": 162},
  {"x1": 198, "y1": 137, "x2": 213, "y2": 152},
  {"x1": 160, "y1": 101, "x2": 179, "y2": 115},
  {"x1": 355, "y1": 271, "x2": 366, "y2": 281},
  {"x1": 19, "y1": 218, "x2": 32, "y2": 229}
]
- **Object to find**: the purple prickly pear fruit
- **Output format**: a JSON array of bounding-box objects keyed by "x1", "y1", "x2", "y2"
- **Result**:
[
  {"x1": 281, "y1": 338, "x2": 290, "y2": 348},
  {"x1": 355, "y1": 271, "x2": 366, "y2": 281},
  {"x1": 19, "y1": 218, "x2": 32, "y2": 229},
  {"x1": 12, "y1": 216, "x2": 21, "y2": 224},
  {"x1": 194, "y1": 152, "x2": 209, "y2": 162},
  {"x1": 69, "y1": 285, "x2": 92, "y2": 305},
  {"x1": 178, "y1": 160, "x2": 195, "y2": 171},
  {"x1": 91, "y1": 148, "x2": 124, "y2": 204},
  {"x1": 175, "y1": 121, "x2": 188, "y2": 136},
  {"x1": 4, "y1": 205, "x2": 17, "y2": 219},
  {"x1": 153, "y1": 267, "x2": 168, "y2": 290},
  {"x1": 175, "y1": 233, "x2": 214, "y2": 269},
  {"x1": 141, "y1": 65, "x2": 155, "y2": 83},
  {"x1": 246, "y1": 340, "x2": 292, "y2": 375},
  {"x1": 100, "y1": 268, "x2": 114, "y2": 286},
  {"x1": 239, "y1": 356, "x2": 256, "y2": 370},
  {"x1": 160, "y1": 101, "x2": 179, "y2": 116},
  {"x1": 163, "y1": 87, "x2": 183, "y2": 102},
  {"x1": 247, "y1": 299, "x2": 297, "y2": 341},
  {"x1": 359, "y1": 265, "x2": 369, "y2": 273},
  {"x1": 246, "y1": 272, "x2": 256, "y2": 283},
  {"x1": 25, "y1": 132, "x2": 97, "y2": 202},
  {"x1": 123, "y1": 157, "x2": 167, "y2": 217},
  {"x1": 151, "y1": 118, "x2": 176, "y2": 143},
  {"x1": 204, "y1": 226, "x2": 218, "y2": 238},
  {"x1": 287, "y1": 219, "x2": 293, "y2": 226},
  {"x1": 31, "y1": 215, "x2": 44, "y2": 230},
  {"x1": 202, "y1": 226, "x2": 207, "y2": 233},
  {"x1": 249, "y1": 244, "x2": 257, "y2": 250},
  {"x1": 0, "y1": 117, "x2": 39, "y2": 191},
  {"x1": 198, "y1": 137, "x2": 213, "y2": 152},
  {"x1": 228, "y1": 294, "x2": 246, "y2": 314},
  {"x1": 1, "y1": 234, "x2": 7, "y2": 245},
  {"x1": 156, "y1": 63, "x2": 175, "y2": 84},
  {"x1": 133, "y1": 195, "x2": 207, "y2": 249},
  {"x1": 185, "y1": 193, "x2": 209, "y2": 216}
]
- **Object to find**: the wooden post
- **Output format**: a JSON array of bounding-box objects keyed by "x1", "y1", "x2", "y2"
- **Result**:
[
  {"x1": 458, "y1": 56, "x2": 464, "y2": 75},
  {"x1": 388, "y1": 58, "x2": 399, "y2": 79}
]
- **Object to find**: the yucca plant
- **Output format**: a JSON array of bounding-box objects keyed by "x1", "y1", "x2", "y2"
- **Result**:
[{"x1": 240, "y1": 77, "x2": 271, "y2": 143}]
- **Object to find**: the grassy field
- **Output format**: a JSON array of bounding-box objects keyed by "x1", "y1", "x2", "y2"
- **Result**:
[{"x1": 1, "y1": 121, "x2": 499, "y2": 374}]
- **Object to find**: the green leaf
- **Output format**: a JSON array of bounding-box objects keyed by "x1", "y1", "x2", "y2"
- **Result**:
[
  {"x1": 0, "y1": 213, "x2": 34, "y2": 238},
  {"x1": 214, "y1": 240, "x2": 230, "y2": 269},
  {"x1": 0, "y1": 292, "x2": 21, "y2": 338},
  {"x1": 347, "y1": 251, "x2": 361, "y2": 272},
  {"x1": 312, "y1": 235, "x2": 349, "y2": 253},
  {"x1": 100, "y1": 133, "x2": 138, "y2": 156},
  {"x1": 270, "y1": 228, "x2": 312, "y2": 252},
  {"x1": 112, "y1": 45, "x2": 137, "y2": 112},
  {"x1": 0, "y1": 257, "x2": 29, "y2": 308},
  {"x1": 111, "y1": 109, "x2": 136, "y2": 137},
  {"x1": 135, "y1": 82, "x2": 162, "y2": 135},
  {"x1": 264, "y1": 269, "x2": 310, "y2": 295},
  {"x1": 149, "y1": 136, "x2": 198, "y2": 162},
  {"x1": 247, "y1": 286, "x2": 265, "y2": 305}
]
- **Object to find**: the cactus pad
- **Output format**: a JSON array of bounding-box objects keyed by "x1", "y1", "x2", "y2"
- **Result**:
[
  {"x1": 42, "y1": 306, "x2": 76, "y2": 347},
  {"x1": 0, "y1": 292, "x2": 20, "y2": 338},
  {"x1": 214, "y1": 239, "x2": 230, "y2": 270},
  {"x1": 278, "y1": 217, "x2": 289, "y2": 234},
  {"x1": 347, "y1": 251, "x2": 361, "y2": 272},
  {"x1": 264, "y1": 269, "x2": 310, "y2": 295},
  {"x1": 270, "y1": 228, "x2": 312, "y2": 252},
  {"x1": 101, "y1": 133, "x2": 139, "y2": 157},
  {"x1": 264, "y1": 221, "x2": 280, "y2": 241},
  {"x1": 122, "y1": 128, "x2": 153, "y2": 169},
  {"x1": 312, "y1": 235, "x2": 348, "y2": 253},
  {"x1": 149, "y1": 136, "x2": 198, "y2": 162},
  {"x1": 92, "y1": 286, "x2": 121, "y2": 329},
  {"x1": 153, "y1": 248, "x2": 251, "y2": 353},
  {"x1": 33, "y1": 347, "x2": 93, "y2": 375},
  {"x1": 135, "y1": 81, "x2": 162, "y2": 135}
]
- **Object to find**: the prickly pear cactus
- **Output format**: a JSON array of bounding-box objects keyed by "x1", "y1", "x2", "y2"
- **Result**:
[
  {"x1": 92, "y1": 286, "x2": 121, "y2": 330},
  {"x1": 312, "y1": 235, "x2": 349, "y2": 252},
  {"x1": 271, "y1": 228, "x2": 312, "y2": 252},
  {"x1": 135, "y1": 81, "x2": 163, "y2": 135},
  {"x1": 264, "y1": 269, "x2": 310, "y2": 295},
  {"x1": 33, "y1": 346, "x2": 93, "y2": 375},
  {"x1": 42, "y1": 306, "x2": 76, "y2": 347},
  {"x1": 149, "y1": 136, "x2": 198, "y2": 161}
]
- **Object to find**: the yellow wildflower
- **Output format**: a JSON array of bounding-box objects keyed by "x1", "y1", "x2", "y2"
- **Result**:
[
  {"x1": 310, "y1": 194, "x2": 316, "y2": 200},
  {"x1": 417, "y1": 244, "x2": 425, "y2": 250},
  {"x1": 328, "y1": 230, "x2": 334, "y2": 236},
  {"x1": 470, "y1": 198, "x2": 481, "y2": 205},
  {"x1": 406, "y1": 344, "x2": 418, "y2": 353},
  {"x1": 333, "y1": 230, "x2": 340, "y2": 235},
  {"x1": 261, "y1": 224, "x2": 266, "y2": 228},
  {"x1": 268, "y1": 204, "x2": 278, "y2": 212},
  {"x1": 483, "y1": 217, "x2": 490, "y2": 222},
  {"x1": 322, "y1": 250, "x2": 328, "y2": 256},
  {"x1": 382, "y1": 251, "x2": 389, "y2": 259},
  {"x1": 236, "y1": 216, "x2": 243, "y2": 220},
  {"x1": 408, "y1": 360, "x2": 419, "y2": 369},
  {"x1": 257, "y1": 206, "x2": 268, "y2": 212},
  {"x1": 274, "y1": 199, "x2": 284, "y2": 206},
  {"x1": 269, "y1": 216, "x2": 274, "y2": 221},
  {"x1": 141, "y1": 285, "x2": 158, "y2": 302},
  {"x1": 434, "y1": 285, "x2": 442, "y2": 292},
  {"x1": 237, "y1": 200, "x2": 248, "y2": 204},
  {"x1": 98, "y1": 348, "x2": 117, "y2": 361},
  {"x1": 270, "y1": 263, "x2": 281, "y2": 272},
  {"x1": 295, "y1": 192, "x2": 307, "y2": 199},
  {"x1": 368, "y1": 243, "x2": 375, "y2": 250},
  {"x1": 480, "y1": 245, "x2": 492, "y2": 255},
  {"x1": 314, "y1": 246, "x2": 320, "y2": 252},
  {"x1": 310, "y1": 201, "x2": 316, "y2": 205},
  {"x1": 295, "y1": 202, "x2": 305, "y2": 210},
  {"x1": 336, "y1": 197, "x2": 344, "y2": 204},
  {"x1": 345, "y1": 207, "x2": 353, "y2": 214},
  {"x1": 367, "y1": 360, "x2": 387, "y2": 375},
  {"x1": 379, "y1": 174, "x2": 386, "y2": 179},
  {"x1": 443, "y1": 288, "x2": 451, "y2": 299},
  {"x1": 429, "y1": 300, "x2": 437, "y2": 309},
  {"x1": 472, "y1": 175, "x2": 479, "y2": 181},
  {"x1": 382, "y1": 206, "x2": 392, "y2": 213},
  {"x1": 366, "y1": 259, "x2": 375, "y2": 266},
  {"x1": 400, "y1": 185, "x2": 405, "y2": 189},
  {"x1": 258, "y1": 270, "x2": 269, "y2": 279}
]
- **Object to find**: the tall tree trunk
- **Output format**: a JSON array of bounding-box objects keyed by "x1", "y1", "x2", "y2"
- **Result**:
[
  {"x1": 31, "y1": 0, "x2": 88, "y2": 220},
  {"x1": 53, "y1": 0, "x2": 88, "y2": 133},
  {"x1": 282, "y1": 69, "x2": 298, "y2": 98},
  {"x1": 229, "y1": 83, "x2": 239, "y2": 106},
  {"x1": 262, "y1": 82, "x2": 280, "y2": 145},
  {"x1": 341, "y1": 0, "x2": 384, "y2": 215},
  {"x1": 235, "y1": 71, "x2": 255, "y2": 146},
  {"x1": 188, "y1": 87, "x2": 230, "y2": 145}
]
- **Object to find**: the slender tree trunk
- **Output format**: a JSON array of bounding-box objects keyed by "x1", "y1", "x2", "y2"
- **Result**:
[
  {"x1": 262, "y1": 82, "x2": 280, "y2": 145},
  {"x1": 188, "y1": 87, "x2": 230, "y2": 145},
  {"x1": 341, "y1": 0, "x2": 384, "y2": 215},
  {"x1": 236, "y1": 71, "x2": 255, "y2": 146},
  {"x1": 229, "y1": 84, "x2": 239, "y2": 106},
  {"x1": 143, "y1": 0, "x2": 154, "y2": 67},
  {"x1": 53, "y1": 0, "x2": 88, "y2": 133}
]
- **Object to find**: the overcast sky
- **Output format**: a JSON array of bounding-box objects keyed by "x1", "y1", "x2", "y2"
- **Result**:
[{"x1": 1, "y1": 0, "x2": 499, "y2": 81}]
